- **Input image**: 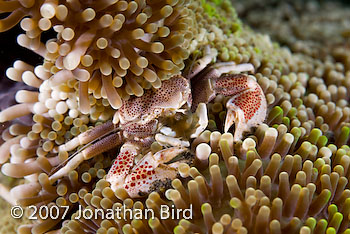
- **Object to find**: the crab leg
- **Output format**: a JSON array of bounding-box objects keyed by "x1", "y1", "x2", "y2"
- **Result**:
[
  {"x1": 155, "y1": 134, "x2": 190, "y2": 147},
  {"x1": 212, "y1": 61, "x2": 255, "y2": 74},
  {"x1": 58, "y1": 121, "x2": 115, "y2": 152},
  {"x1": 137, "y1": 147, "x2": 188, "y2": 169},
  {"x1": 49, "y1": 131, "x2": 123, "y2": 183},
  {"x1": 186, "y1": 45, "x2": 218, "y2": 79}
]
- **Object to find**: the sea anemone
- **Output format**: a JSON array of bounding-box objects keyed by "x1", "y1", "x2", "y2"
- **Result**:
[{"x1": 0, "y1": 0, "x2": 194, "y2": 112}]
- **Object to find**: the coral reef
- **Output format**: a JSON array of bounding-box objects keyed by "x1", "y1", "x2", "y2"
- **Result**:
[
  {"x1": 233, "y1": 0, "x2": 350, "y2": 62},
  {"x1": 0, "y1": 0, "x2": 350, "y2": 234},
  {"x1": 0, "y1": 172, "x2": 31, "y2": 233}
]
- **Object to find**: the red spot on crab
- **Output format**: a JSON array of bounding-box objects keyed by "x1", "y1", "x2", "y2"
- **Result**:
[
  {"x1": 229, "y1": 87, "x2": 263, "y2": 120},
  {"x1": 106, "y1": 146, "x2": 137, "y2": 182}
]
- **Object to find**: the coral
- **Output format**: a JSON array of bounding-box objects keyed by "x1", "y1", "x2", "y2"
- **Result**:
[
  {"x1": 233, "y1": 0, "x2": 350, "y2": 60},
  {"x1": 0, "y1": 194, "x2": 30, "y2": 233},
  {"x1": 0, "y1": 172, "x2": 31, "y2": 233}
]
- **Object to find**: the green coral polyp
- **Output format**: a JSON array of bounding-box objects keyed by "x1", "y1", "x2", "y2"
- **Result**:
[{"x1": 200, "y1": 0, "x2": 232, "y2": 23}]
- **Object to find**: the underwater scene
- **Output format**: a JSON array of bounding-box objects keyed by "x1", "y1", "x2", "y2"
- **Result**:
[{"x1": 0, "y1": 0, "x2": 350, "y2": 233}]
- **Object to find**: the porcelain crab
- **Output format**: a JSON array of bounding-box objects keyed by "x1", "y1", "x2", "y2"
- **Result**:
[{"x1": 48, "y1": 46, "x2": 267, "y2": 197}]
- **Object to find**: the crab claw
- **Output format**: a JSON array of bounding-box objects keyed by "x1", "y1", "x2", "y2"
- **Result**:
[
  {"x1": 224, "y1": 109, "x2": 237, "y2": 133},
  {"x1": 221, "y1": 75, "x2": 267, "y2": 140},
  {"x1": 190, "y1": 103, "x2": 208, "y2": 138},
  {"x1": 124, "y1": 147, "x2": 188, "y2": 197},
  {"x1": 106, "y1": 143, "x2": 138, "y2": 192},
  {"x1": 191, "y1": 70, "x2": 266, "y2": 140},
  {"x1": 107, "y1": 145, "x2": 189, "y2": 197}
]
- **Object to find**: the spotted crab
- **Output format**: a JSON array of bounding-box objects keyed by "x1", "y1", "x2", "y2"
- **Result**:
[{"x1": 49, "y1": 46, "x2": 267, "y2": 197}]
